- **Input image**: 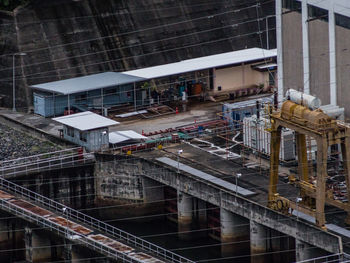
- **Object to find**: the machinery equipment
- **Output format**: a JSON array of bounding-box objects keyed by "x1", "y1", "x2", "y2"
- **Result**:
[{"x1": 268, "y1": 89, "x2": 350, "y2": 228}]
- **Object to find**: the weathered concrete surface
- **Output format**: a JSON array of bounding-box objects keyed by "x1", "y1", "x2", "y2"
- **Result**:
[
  {"x1": 0, "y1": 0, "x2": 275, "y2": 109},
  {"x1": 94, "y1": 154, "x2": 165, "y2": 218}
]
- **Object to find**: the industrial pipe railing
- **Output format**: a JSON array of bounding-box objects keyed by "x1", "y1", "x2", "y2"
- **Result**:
[{"x1": 0, "y1": 177, "x2": 195, "y2": 263}]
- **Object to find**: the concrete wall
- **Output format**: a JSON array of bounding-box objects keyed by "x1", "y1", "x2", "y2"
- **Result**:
[
  {"x1": 282, "y1": 11, "x2": 303, "y2": 93},
  {"x1": 214, "y1": 64, "x2": 270, "y2": 94},
  {"x1": 336, "y1": 25, "x2": 350, "y2": 119},
  {"x1": 309, "y1": 19, "x2": 330, "y2": 105},
  {"x1": 94, "y1": 154, "x2": 164, "y2": 218}
]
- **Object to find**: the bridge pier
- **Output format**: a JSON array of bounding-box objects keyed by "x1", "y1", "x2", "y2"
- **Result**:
[
  {"x1": 24, "y1": 226, "x2": 52, "y2": 262},
  {"x1": 220, "y1": 208, "x2": 249, "y2": 257},
  {"x1": 177, "y1": 191, "x2": 193, "y2": 239},
  {"x1": 0, "y1": 215, "x2": 25, "y2": 262},
  {"x1": 295, "y1": 239, "x2": 329, "y2": 262},
  {"x1": 250, "y1": 220, "x2": 268, "y2": 263}
]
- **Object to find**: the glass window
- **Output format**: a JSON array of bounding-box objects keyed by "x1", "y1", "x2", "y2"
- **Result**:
[
  {"x1": 67, "y1": 127, "x2": 74, "y2": 137},
  {"x1": 308, "y1": 5, "x2": 328, "y2": 22},
  {"x1": 282, "y1": 0, "x2": 301, "y2": 12},
  {"x1": 335, "y1": 13, "x2": 350, "y2": 30},
  {"x1": 79, "y1": 131, "x2": 87, "y2": 142}
]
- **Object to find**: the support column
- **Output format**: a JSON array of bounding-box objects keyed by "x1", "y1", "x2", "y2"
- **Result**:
[
  {"x1": 250, "y1": 220, "x2": 267, "y2": 263},
  {"x1": 302, "y1": 0, "x2": 310, "y2": 94},
  {"x1": 269, "y1": 126, "x2": 281, "y2": 203},
  {"x1": 220, "y1": 209, "x2": 249, "y2": 257},
  {"x1": 315, "y1": 137, "x2": 327, "y2": 227},
  {"x1": 25, "y1": 227, "x2": 52, "y2": 262},
  {"x1": 295, "y1": 239, "x2": 329, "y2": 261},
  {"x1": 276, "y1": 0, "x2": 284, "y2": 103},
  {"x1": 341, "y1": 137, "x2": 350, "y2": 224},
  {"x1": 328, "y1": 2, "x2": 337, "y2": 106},
  {"x1": 177, "y1": 191, "x2": 193, "y2": 239}
]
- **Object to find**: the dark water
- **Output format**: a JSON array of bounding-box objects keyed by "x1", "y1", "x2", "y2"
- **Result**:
[{"x1": 107, "y1": 215, "x2": 250, "y2": 263}]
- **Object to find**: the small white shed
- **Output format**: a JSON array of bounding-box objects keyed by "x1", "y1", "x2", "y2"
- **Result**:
[{"x1": 53, "y1": 111, "x2": 119, "y2": 151}]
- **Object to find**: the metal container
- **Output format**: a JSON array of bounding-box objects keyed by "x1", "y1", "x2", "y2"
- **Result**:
[{"x1": 285, "y1": 89, "x2": 321, "y2": 110}]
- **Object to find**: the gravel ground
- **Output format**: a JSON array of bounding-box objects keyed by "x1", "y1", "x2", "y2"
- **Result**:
[{"x1": 0, "y1": 123, "x2": 59, "y2": 161}]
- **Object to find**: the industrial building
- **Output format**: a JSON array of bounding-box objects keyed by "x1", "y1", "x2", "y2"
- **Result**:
[
  {"x1": 31, "y1": 48, "x2": 276, "y2": 117},
  {"x1": 277, "y1": 0, "x2": 350, "y2": 119}
]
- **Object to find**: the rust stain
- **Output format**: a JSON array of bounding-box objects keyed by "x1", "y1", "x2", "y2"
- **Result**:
[
  {"x1": 129, "y1": 252, "x2": 165, "y2": 263},
  {"x1": 10, "y1": 199, "x2": 52, "y2": 217},
  {"x1": 49, "y1": 216, "x2": 92, "y2": 235},
  {"x1": 0, "y1": 190, "x2": 14, "y2": 200},
  {"x1": 88, "y1": 234, "x2": 134, "y2": 253},
  {"x1": 71, "y1": 225, "x2": 93, "y2": 235}
]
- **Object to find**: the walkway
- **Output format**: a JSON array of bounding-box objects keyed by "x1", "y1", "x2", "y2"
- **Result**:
[{"x1": 0, "y1": 176, "x2": 193, "y2": 263}]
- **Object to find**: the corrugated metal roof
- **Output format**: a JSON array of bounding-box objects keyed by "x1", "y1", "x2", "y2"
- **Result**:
[
  {"x1": 53, "y1": 111, "x2": 119, "y2": 131},
  {"x1": 31, "y1": 48, "x2": 276, "y2": 95},
  {"x1": 31, "y1": 72, "x2": 146, "y2": 95},
  {"x1": 125, "y1": 48, "x2": 276, "y2": 79}
]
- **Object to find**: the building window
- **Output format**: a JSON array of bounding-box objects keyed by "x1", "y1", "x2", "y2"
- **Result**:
[
  {"x1": 75, "y1": 94, "x2": 87, "y2": 103},
  {"x1": 336, "y1": 13, "x2": 350, "y2": 30},
  {"x1": 308, "y1": 5, "x2": 328, "y2": 22},
  {"x1": 105, "y1": 88, "x2": 117, "y2": 95},
  {"x1": 67, "y1": 127, "x2": 74, "y2": 137},
  {"x1": 80, "y1": 131, "x2": 87, "y2": 142},
  {"x1": 282, "y1": 0, "x2": 301, "y2": 12}
]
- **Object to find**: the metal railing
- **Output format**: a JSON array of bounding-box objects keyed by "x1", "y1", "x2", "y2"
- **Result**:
[
  {"x1": 0, "y1": 198, "x2": 141, "y2": 263},
  {"x1": 0, "y1": 177, "x2": 194, "y2": 263},
  {"x1": 0, "y1": 148, "x2": 95, "y2": 177},
  {"x1": 295, "y1": 253, "x2": 350, "y2": 263}
]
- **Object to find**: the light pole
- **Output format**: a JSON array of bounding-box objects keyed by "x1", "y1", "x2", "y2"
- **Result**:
[
  {"x1": 177, "y1": 149, "x2": 183, "y2": 173},
  {"x1": 236, "y1": 173, "x2": 242, "y2": 197},
  {"x1": 296, "y1": 197, "x2": 302, "y2": 221},
  {"x1": 12, "y1": 52, "x2": 27, "y2": 111}
]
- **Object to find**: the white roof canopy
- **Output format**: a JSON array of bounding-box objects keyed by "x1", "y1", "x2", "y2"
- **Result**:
[
  {"x1": 125, "y1": 48, "x2": 276, "y2": 79},
  {"x1": 109, "y1": 130, "x2": 147, "y2": 144},
  {"x1": 53, "y1": 111, "x2": 119, "y2": 131}
]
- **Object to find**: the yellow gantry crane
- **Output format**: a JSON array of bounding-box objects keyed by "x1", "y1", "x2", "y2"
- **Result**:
[{"x1": 268, "y1": 90, "x2": 350, "y2": 228}]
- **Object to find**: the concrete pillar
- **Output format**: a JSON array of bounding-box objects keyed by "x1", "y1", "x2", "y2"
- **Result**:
[
  {"x1": 302, "y1": 0, "x2": 310, "y2": 94},
  {"x1": 25, "y1": 227, "x2": 52, "y2": 262},
  {"x1": 328, "y1": 2, "x2": 337, "y2": 105},
  {"x1": 220, "y1": 208, "x2": 249, "y2": 257},
  {"x1": 276, "y1": 0, "x2": 284, "y2": 103},
  {"x1": 295, "y1": 239, "x2": 329, "y2": 261},
  {"x1": 250, "y1": 220, "x2": 267, "y2": 263},
  {"x1": 177, "y1": 191, "x2": 193, "y2": 239}
]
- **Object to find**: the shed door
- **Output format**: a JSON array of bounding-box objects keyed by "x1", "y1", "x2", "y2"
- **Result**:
[{"x1": 34, "y1": 95, "x2": 46, "y2": 116}]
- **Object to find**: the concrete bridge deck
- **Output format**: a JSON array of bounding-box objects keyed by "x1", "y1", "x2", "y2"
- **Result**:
[
  {"x1": 0, "y1": 176, "x2": 194, "y2": 263},
  {"x1": 133, "y1": 143, "x2": 346, "y2": 255}
]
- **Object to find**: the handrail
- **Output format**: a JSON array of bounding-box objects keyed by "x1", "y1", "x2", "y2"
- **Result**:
[
  {"x1": 0, "y1": 152, "x2": 95, "y2": 177},
  {"x1": 0, "y1": 147, "x2": 82, "y2": 166},
  {"x1": 0, "y1": 199, "x2": 140, "y2": 263},
  {"x1": 0, "y1": 177, "x2": 194, "y2": 263}
]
